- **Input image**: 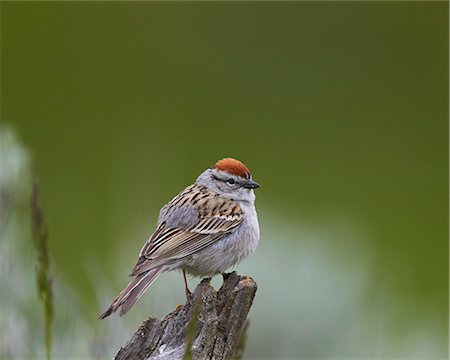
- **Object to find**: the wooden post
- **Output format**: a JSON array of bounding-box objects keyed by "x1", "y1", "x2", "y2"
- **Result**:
[{"x1": 114, "y1": 272, "x2": 257, "y2": 360}]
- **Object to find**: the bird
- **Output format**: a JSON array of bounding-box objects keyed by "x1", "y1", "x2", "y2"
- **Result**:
[{"x1": 99, "y1": 157, "x2": 260, "y2": 319}]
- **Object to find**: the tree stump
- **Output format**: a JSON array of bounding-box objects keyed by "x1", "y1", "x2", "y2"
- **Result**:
[{"x1": 114, "y1": 272, "x2": 257, "y2": 360}]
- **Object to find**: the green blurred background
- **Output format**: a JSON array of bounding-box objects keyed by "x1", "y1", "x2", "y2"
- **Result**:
[{"x1": 1, "y1": 2, "x2": 448, "y2": 359}]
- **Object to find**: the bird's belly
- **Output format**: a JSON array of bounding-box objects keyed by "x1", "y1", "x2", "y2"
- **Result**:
[{"x1": 184, "y1": 212, "x2": 260, "y2": 277}]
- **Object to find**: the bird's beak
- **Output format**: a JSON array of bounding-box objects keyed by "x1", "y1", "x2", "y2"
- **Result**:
[{"x1": 244, "y1": 179, "x2": 261, "y2": 189}]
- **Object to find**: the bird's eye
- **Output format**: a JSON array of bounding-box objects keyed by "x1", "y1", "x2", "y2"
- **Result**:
[{"x1": 226, "y1": 179, "x2": 235, "y2": 185}]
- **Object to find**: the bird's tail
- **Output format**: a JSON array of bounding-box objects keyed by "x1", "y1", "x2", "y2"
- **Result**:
[{"x1": 99, "y1": 268, "x2": 162, "y2": 319}]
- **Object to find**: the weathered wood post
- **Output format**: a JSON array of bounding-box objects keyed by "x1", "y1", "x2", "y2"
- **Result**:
[{"x1": 114, "y1": 272, "x2": 257, "y2": 360}]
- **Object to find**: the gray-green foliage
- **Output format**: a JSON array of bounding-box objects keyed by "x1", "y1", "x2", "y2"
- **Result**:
[{"x1": 31, "y1": 184, "x2": 53, "y2": 360}]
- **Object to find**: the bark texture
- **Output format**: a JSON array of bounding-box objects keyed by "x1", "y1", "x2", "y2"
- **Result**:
[{"x1": 114, "y1": 272, "x2": 257, "y2": 360}]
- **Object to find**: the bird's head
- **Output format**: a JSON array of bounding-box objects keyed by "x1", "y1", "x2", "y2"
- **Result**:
[{"x1": 196, "y1": 158, "x2": 260, "y2": 202}]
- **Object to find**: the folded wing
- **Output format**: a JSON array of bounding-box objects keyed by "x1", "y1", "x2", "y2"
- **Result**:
[{"x1": 130, "y1": 185, "x2": 243, "y2": 276}]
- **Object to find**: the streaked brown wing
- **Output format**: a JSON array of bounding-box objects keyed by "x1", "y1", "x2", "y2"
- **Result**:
[
  {"x1": 130, "y1": 195, "x2": 243, "y2": 277},
  {"x1": 138, "y1": 221, "x2": 167, "y2": 257},
  {"x1": 152, "y1": 214, "x2": 242, "y2": 257}
]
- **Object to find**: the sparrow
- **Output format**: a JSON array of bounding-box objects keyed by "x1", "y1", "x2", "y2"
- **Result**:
[{"x1": 99, "y1": 158, "x2": 260, "y2": 319}]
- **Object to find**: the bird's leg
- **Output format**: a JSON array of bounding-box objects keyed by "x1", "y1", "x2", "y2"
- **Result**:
[{"x1": 182, "y1": 269, "x2": 191, "y2": 300}]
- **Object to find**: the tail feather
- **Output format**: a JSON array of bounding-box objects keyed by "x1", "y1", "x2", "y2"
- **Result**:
[{"x1": 99, "y1": 268, "x2": 162, "y2": 319}]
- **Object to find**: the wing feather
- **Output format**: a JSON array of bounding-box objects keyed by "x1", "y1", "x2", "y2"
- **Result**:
[{"x1": 129, "y1": 184, "x2": 243, "y2": 277}]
